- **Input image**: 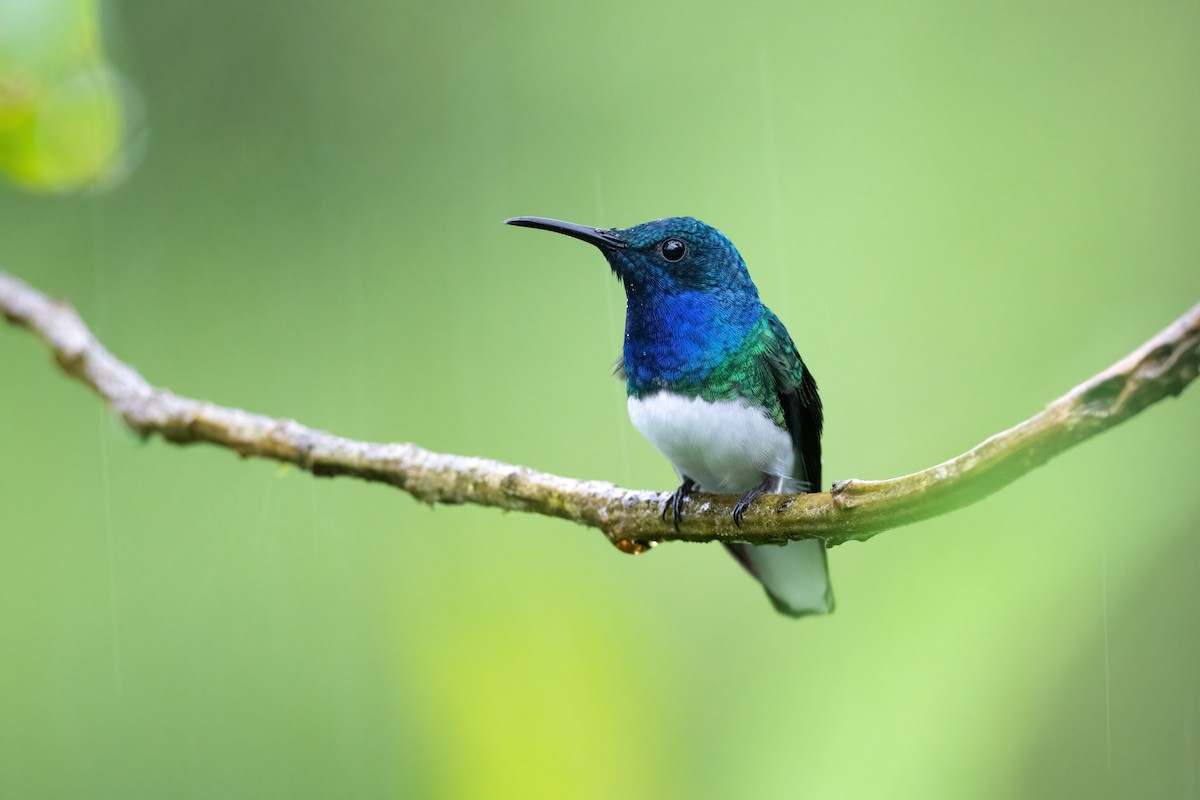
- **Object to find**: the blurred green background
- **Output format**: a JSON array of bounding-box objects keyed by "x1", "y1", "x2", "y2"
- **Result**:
[{"x1": 2, "y1": 0, "x2": 1198, "y2": 797}]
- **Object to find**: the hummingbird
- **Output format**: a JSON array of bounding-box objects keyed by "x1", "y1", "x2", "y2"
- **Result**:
[{"x1": 506, "y1": 215, "x2": 833, "y2": 618}]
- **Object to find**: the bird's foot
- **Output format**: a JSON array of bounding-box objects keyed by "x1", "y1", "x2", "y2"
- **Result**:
[
  {"x1": 661, "y1": 477, "x2": 696, "y2": 532},
  {"x1": 733, "y1": 475, "x2": 784, "y2": 527}
]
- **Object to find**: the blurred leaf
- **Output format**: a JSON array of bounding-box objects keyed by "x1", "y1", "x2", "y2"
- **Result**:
[{"x1": 0, "y1": 0, "x2": 138, "y2": 192}]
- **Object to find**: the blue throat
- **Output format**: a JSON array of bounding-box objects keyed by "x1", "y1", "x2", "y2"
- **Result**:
[{"x1": 623, "y1": 285, "x2": 762, "y2": 396}]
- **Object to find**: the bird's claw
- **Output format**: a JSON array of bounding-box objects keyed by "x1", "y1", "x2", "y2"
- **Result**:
[
  {"x1": 661, "y1": 478, "x2": 695, "y2": 532},
  {"x1": 732, "y1": 497, "x2": 753, "y2": 528},
  {"x1": 733, "y1": 476, "x2": 778, "y2": 528}
]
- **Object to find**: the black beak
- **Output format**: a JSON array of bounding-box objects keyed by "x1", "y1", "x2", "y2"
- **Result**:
[{"x1": 505, "y1": 216, "x2": 627, "y2": 250}]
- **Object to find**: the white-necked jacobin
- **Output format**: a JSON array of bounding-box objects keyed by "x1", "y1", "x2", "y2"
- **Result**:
[{"x1": 506, "y1": 215, "x2": 833, "y2": 617}]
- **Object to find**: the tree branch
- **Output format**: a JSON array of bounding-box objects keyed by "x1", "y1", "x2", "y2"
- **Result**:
[{"x1": 2, "y1": 270, "x2": 1198, "y2": 549}]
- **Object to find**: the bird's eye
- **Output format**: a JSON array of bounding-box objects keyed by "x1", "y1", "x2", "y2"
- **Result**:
[{"x1": 660, "y1": 238, "x2": 686, "y2": 262}]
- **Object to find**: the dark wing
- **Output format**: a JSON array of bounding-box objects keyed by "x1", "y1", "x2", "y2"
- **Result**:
[
  {"x1": 761, "y1": 311, "x2": 823, "y2": 491},
  {"x1": 613, "y1": 355, "x2": 626, "y2": 380}
]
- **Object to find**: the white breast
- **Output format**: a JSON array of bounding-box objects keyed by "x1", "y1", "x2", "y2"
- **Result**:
[{"x1": 627, "y1": 392, "x2": 796, "y2": 493}]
